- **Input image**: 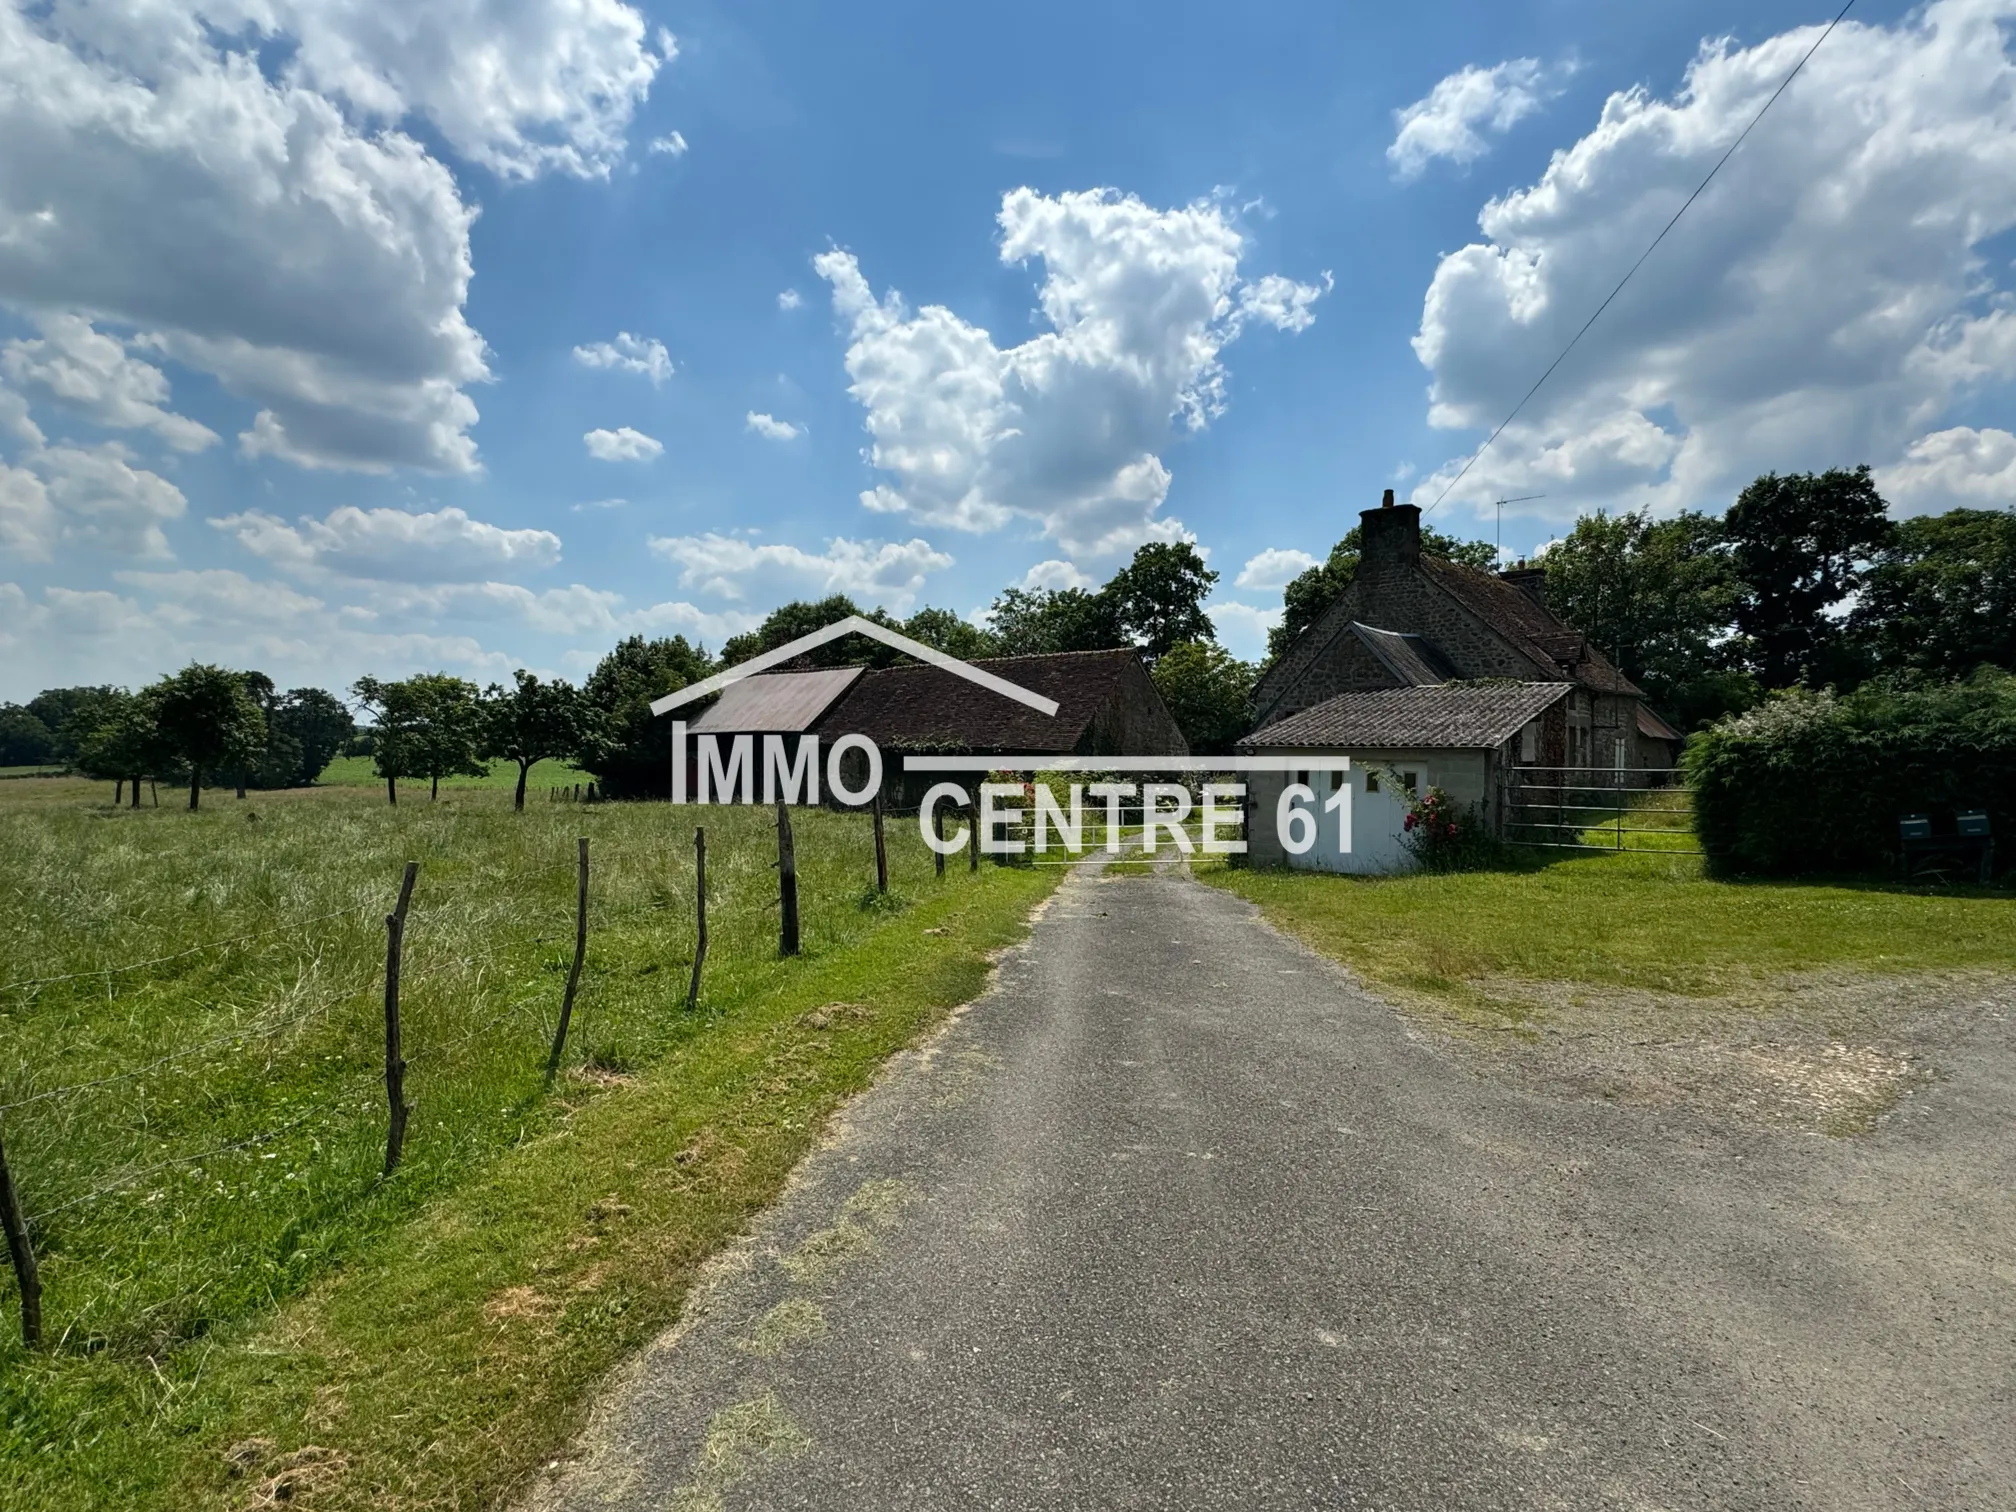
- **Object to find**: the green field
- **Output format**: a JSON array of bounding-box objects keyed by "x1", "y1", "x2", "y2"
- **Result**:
[
  {"x1": 0, "y1": 777, "x2": 1057, "y2": 1510},
  {"x1": 1203, "y1": 850, "x2": 2016, "y2": 1017},
  {"x1": 315, "y1": 754, "x2": 596, "y2": 792}
]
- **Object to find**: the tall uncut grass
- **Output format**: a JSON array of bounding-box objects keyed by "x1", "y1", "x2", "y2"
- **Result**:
[{"x1": 0, "y1": 780, "x2": 945, "y2": 1360}]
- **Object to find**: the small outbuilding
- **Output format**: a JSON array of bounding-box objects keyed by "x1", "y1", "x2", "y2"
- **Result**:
[{"x1": 1238, "y1": 681, "x2": 1572, "y2": 873}]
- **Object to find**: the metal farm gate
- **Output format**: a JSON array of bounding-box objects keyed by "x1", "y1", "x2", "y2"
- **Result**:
[{"x1": 1506, "y1": 766, "x2": 1700, "y2": 854}]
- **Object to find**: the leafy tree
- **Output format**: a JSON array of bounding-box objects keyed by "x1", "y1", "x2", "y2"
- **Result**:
[
  {"x1": 578, "y1": 635, "x2": 715, "y2": 799},
  {"x1": 1725, "y1": 465, "x2": 1893, "y2": 690},
  {"x1": 74, "y1": 689, "x2": 173, "y2": 806},
  {"x1": 351, "y1": 676, "x2": 414, "y2": 804},
  {"x1": 231, "y1": 671, "x2": 279, "y2": 796},
  {"x1": 483, "y1": 670, "x2": 589, "y2": 810},
  {"x1": 719, "y1": 595, "x2": 905, "y2": 669},
  {"x1": 268, "y1": 688, "x2": 356, "y2": 787},
  {"x1": 149, "y1": 664, "x2": 267, "y2": 810},
  {"x1": 1267, "y1": 524, "x2": 1497, "y2": 661},
  {"x1": 0, "y1": 705, "x2": 55, "y2": 766},
  {"x1": 1849, "y1": 507, "x2": 2016, "y2": 681},
  {"x1": 901, "y1": 605, "x2": 1000, "y2": 661},
  {"x1": 1541, "y1": 509, "x2": 1751, "y2": 728},
  {"x1": 1150, "y1": 641, "x2": 1256, "y2": 754},
  {"x1": 25, "y1": 686, "x2": 121, "y2": 763},
  {"x1": 1107, "y1": 541, "x2": 1218, "y2": 658},
  {"x1": 353, "y1": 674, "x2": 486, "y2": 803},
  {"x1": 984, "y1": 586, "x2": 1127, "y2": 655}
]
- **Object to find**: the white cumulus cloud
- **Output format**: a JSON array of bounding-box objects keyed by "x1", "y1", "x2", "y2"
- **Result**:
[
  {"x1": 584, "y1": 426, "x2": 663, "y2": 462},
  {"x1": 1389, "y1": 58, "x2": 1572, "y2": 180},
  {"x1": 648, "y1": 130, "x2": 688, "y2": 157},
  {"x1": 777, "y1": 288, "x2": 804, "y2": 311},
  {"x1": 1234, "y1": 547, "x2": 1320, "y2": 591},
  {"x1": 1018, "y1": 559, "x2": 1096, "y2": 591},
  {"x1": 2, "y1": 315, "x2": 217, "y2": 452},
  {"x1": 745, "y1": 411, "x2": 805, "y2": 441},
  {"x1": 1878, "y1": 426, "x2": 2016, "y2": 510},
  {"x1": 1206, "y1": 599, "x2": 1282, "y2": 658},
  {"x1": 574, "y1": 333, "x2": 673, "y2": 384},
  {"x1": 1411, "y1": 0, "x2": 2016, "y2": 527},
  {"x1": 0, "y1": 1, "x2": 672, "y2": 477},
  {"x1": 212, "y1": 504, "x2": 563, "y2": 582},
  {"x1": 648, "y1": 532, "x2": 954, "y2": 610},
  {"x1": 816, "y1": 187, "x2": 1327, "y2": 558}
]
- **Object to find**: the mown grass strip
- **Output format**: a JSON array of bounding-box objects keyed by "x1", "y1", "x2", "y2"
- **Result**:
[{"x1": 1200, "y1": 851, "x2": 2016, "y2": 1013}]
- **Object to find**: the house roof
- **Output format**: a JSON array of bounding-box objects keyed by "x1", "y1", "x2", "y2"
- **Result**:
[
  {"x1": 686, "y1": 667, "x2": 863, "y2": 733},
  {"x1": 1239, "y1": 682, "x2": 1572, "y2": 752},
  {"x1": 1420, "y1": 557, "x2": 1641, "y2": 695},
  {"x1": 1636, "y1": 703, "x2": 1684, "y2": 743},
  {"x1": 1347, "y1": 621, "x2": 1460, "y2": 687},
  {"x1": 816, "y1": 648, "x2": 1173, "y2": 754}
]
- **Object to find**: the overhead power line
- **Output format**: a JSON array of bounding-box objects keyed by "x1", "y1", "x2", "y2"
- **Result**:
[{"x1": 1427, "y1": 0, "x2": 1858, "y2": 516}]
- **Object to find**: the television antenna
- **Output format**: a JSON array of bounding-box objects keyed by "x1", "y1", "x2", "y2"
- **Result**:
[{"x1": 1492, "y1": 495, "x2": 1545, "y2": 560}]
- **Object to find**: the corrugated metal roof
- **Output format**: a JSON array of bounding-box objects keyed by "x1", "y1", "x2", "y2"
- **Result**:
[
  {"x1": 1348, "y1": 622, "x2": 1458, "y2": 687},
  {"x1": 687, "y1": 667, "x2": 863, "y2": 732},
  {"x1": 1239, "y1": 682, "x2": 1571, "y2": 751},
  {"x1": 1636, "y1": 703, "x2": 1684, "y2": 743}
]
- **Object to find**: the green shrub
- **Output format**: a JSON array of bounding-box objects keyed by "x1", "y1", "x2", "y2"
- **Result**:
[
  {"x1": 1686, "y1": 669, "x2": 2016, "y2": 877},
  {"x1": 1397, "y1": 783, "x2": 1513, "y2": 873}
]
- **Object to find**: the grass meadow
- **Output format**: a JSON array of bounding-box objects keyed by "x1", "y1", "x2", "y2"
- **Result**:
[
  {"x1": 0, "y1": 775, "x2": 1057, "y2": 1509},
  {"x1": 1203, "y1": 849, "x2": 2016, "y2": 1014}
]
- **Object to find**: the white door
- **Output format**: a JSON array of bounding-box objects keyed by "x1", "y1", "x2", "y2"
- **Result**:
[{"x1": 1288, "y1": 765, "x2": 1416, "y2": 875}]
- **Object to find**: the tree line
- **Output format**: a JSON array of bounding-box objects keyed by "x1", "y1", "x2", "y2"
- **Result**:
[{"x1": 4, "y1": 476, "x2": 2008, "y2": 795}]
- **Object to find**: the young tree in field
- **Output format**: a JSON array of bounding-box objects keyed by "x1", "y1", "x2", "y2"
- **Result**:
[
  {"x1": 1849, "y1": 507, "x2": 2016, "y2": 681},
  {"x1": 1150, "y1": 641, "x2": 1257, "y2": 754},
  {"x1": 352, "y1": 676, "x2": 415, "y2": 804},
  {"x1": 25, "y1": 686, "x2": 122, "y2": 764},
  {"x1": 1725, "y1": 466, "x2": 1893, "y2": 690},
  {"x1": 149, "y1": 664, "x2": 266, "y2": 810},
  {"x1": 1106, "y1": 541, "x2": 1219, "y2": 659},
  {"x1": 353, "y1": 674, "x2": 486, "y2": 801},
  {"x1": 1267, "y1": 524, "x2": 1497, "y2": 661},
  {"x1": 483, "y1": 670, "x2": 589, "y2": 810},
  {"x1": 578, "y1": 635, "x2": 714, "y2": 798},
  {"x1": 73, "y1": 690, "x2": 170, "y2": 806}
]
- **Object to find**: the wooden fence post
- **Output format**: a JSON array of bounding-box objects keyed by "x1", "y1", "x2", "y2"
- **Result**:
[
  {"x1": 872, "y1": 795, "x2": 889, "y2": 894},
  {"x1": 0, "y1": 1131, "x2": 41, "y2": 1347},
  {"x1": 547, "y1": 838, "x2": 590, "y2": 1076},
  {"x1": 686, "y1": 827, "x2": 707, "y2": 1011},
  {"x1": 933, "y1": 803, "x2": 945, "y2": 878},
  {"x1": 382, "y1": 861, "x2": 419, "y2": 1176},
  {"x1": 776, "y1": 800, "x2": 800, "y2": 957}
]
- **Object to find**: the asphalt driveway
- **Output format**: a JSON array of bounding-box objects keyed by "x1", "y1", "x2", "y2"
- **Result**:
[{"x1": 529, "y1": 861, "x2": 2016, "y2": 1511}]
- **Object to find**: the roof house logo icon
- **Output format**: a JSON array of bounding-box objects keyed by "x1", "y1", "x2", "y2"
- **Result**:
[{"x1": 649, "y1": 615, "x2": 1059, "y2": 719}]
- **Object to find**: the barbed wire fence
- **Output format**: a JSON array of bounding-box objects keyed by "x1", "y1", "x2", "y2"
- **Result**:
[{"x1": 0, "y1": 795, "x2": 1030, "y2": 1349}]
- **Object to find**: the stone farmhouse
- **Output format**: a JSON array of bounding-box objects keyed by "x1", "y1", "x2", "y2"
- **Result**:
[{"x1": 1239, "y1": 491, "x2": 1681, "y2": 872}]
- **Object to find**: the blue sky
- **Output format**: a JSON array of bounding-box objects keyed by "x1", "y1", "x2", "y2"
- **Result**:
[{"x1": 3, "y1": 0, "x2": 2012, "y2": 699}]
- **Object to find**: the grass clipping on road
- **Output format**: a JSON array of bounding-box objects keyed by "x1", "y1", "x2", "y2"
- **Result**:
[
  {"x1": 1200, "y1": 851, "x2": 2016, "y2": 1133},
  {"x1": 0, "y1": 780, "x2": 1057, "y2": 1510}
]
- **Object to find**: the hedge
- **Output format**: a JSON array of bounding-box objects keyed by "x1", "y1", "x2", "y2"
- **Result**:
[{"x1": 1685, "y1": 670, "x2": 2016, "y2": 878}]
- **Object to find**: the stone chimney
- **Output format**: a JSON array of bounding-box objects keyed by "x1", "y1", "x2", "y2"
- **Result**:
[
  {"x1": 1498, "y1": 562, "x2": 1548, "y2": 607},
  {"x1": 1357, "y1": 488, "x2": 1420, "y2": 577}
]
